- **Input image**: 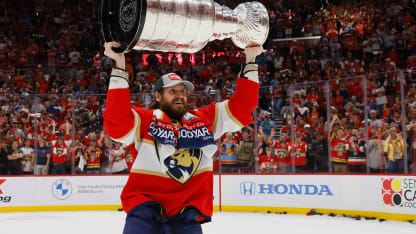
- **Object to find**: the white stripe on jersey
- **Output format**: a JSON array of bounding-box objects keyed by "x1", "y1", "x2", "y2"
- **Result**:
[
  {"x1": 212, "y1": 100, "x2": 244, "y2": 140},
  {"x1": 112, "y1": 110, "x2": 140, "y2": 145}
]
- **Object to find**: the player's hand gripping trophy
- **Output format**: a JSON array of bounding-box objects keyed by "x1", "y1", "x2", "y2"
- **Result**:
[{"x1": 101, "y1": 0, "x2": 269, "y2": 53}]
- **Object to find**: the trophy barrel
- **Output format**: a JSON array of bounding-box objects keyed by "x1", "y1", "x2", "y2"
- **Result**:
[{"x1": 101, "y1": 0, "x2": 269, "y2": 53}]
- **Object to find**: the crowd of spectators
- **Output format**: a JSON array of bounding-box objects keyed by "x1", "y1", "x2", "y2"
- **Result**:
[{"x1": 0, "y1": 0, "x2": 416, "y2": 175}]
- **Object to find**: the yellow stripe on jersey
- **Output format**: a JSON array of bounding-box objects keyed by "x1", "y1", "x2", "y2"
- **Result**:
[
  {"x1": 130, "y1": 167, "x2": 213, "y2": 178},
  {"x1": 194, "y1": 167, "x2": 213, "y2": 175},
  {"x1": 213, "y1": 103, "x2": 220, "y2": 134},
  {"x1": 331, "y1": 158, "x2": 347, "y2": 163},
  {"x1": 130, "y1": 169, "x2": 171, "y2": 178},
  {"x1": 224, "y1": 100, "x2": 244, "y2": 128},
  {"x1": 135, "y1": 110, "x2": 142, "y2": 142},
  {"x1": 114, "y1": 110, "x2": 140, "y2": 143}
]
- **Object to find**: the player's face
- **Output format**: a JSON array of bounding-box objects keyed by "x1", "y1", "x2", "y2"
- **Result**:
[{"x1": 157, "y1": 84, "x2": 188, "y2": 121}]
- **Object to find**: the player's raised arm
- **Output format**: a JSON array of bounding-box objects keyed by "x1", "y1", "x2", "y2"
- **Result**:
[
  {"x1": 198, "y1": 44, "x2": 263, "y2": 139},
  {"x1": 103, "y1": 42, "x2": 139, "y2": 145}
]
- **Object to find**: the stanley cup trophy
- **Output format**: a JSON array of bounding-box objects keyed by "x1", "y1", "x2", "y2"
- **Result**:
[{"x1": 101, "y1": 0, "x2": 269, "y2": 53}]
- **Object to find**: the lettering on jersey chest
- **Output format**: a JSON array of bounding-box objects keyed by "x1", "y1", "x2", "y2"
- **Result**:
[{"x1": 150, "y1": 120, "x2": 211, "y2": 145}]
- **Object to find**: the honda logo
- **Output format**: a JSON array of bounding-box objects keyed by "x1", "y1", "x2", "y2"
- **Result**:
[{"x1": 240, "y1": 182, "x2": 256, "y2": 195}]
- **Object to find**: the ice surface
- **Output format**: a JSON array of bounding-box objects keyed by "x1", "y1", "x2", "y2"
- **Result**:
[{"x1": 0, "y1": 211, "x2": 415, "y2": 234}]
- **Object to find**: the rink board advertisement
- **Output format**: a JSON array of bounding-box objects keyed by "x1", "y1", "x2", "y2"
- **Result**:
[
  {"x1": 0, "y1": 175, "x2": 219, "y2": 212},
  {"x1": 219, "y1": 174, "x2": 416, "y2": 217},
  {"x1": 1, "y1": 174, "x2": 416, "y2": 221},
  {"x1": 0, "y1": 176, "x2": 128, "y2": 210}
]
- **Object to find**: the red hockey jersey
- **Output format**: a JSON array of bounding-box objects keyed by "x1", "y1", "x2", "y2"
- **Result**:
[
  {"x1": 104, "y1": 77, "x2": 258, "y2": 221},
  {"x1": 51, "y1": 143, "x2": 68, "y2": 164},
  {"x1": 270, "y1": 140, "x2": 290, "y2": 167},
  {"x1": 85, "y1": 149, "x2": 103, "y2": 169},
  {"x1": 331, "y1": 136, "x2": 349, "y2": 164},
  {"x1": 288, "y1": 141, "x2": 307, "y2": 166}
]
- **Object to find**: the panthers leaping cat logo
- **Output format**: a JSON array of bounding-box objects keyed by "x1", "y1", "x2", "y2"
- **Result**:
[{"x1": 164, "y1": 149, "x2": 202, "y2": 184}]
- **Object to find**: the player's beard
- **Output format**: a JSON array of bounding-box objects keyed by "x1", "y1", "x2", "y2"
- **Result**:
[{"x1": 160, "y1": 97, "x2": 188, "y2": 121}]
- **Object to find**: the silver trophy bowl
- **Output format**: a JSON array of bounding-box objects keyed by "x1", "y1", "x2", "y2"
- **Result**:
[{"x1": 101, "y1": 0, "x2": 269, "y2": 53}]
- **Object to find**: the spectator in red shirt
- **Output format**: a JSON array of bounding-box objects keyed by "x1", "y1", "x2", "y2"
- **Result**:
[
  {"x1": 258, "y1": 146, "x2": 277, "y2": 173},
  {"x1": 51, "y1": 135, "x2": 68, "y2": 175},
  {"x1": 289, "y1": 133, "x2": 308, "y2": 172},
  {"x1": 84, "y1": 139, "x2": 103, "y2": 174}
]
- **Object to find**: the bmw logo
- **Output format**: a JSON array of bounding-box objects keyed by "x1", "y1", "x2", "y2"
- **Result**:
[{"x1": 52, "y1": 179, "x2": 72, "y2": 200}]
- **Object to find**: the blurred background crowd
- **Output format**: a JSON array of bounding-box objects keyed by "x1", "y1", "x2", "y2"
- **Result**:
[{"x1": 0, "y1": 0, "x2": 416, "y2": 175}]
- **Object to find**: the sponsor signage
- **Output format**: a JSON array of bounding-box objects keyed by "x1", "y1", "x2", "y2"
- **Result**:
[
  {"x1": 1, "y1": 174, "x2": 415, "y2": 218},
  {"x1": 240, "y1": 182, "x2": 333, "y2": 196},
  {"x1": 0, "y1": 179, "x2": 12, "y2": 204},
  {"x1": 381, "y1": 177, "x2": 416, "y2": 209},
  {"x1": 0, "y1": 176, "x2": 128, "y2": 208},
  {"x1": 223, "y1": 175, "x2": 416, "y2": 216},
  {"x1": 52, "y1": 179, "x2": 73, "y2": 200},
  {"x1": 222, "y1": 175, "x2": 340, "y2": 210}
]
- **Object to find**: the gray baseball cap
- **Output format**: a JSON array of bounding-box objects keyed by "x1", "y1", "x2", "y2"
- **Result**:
[{"x1": 154, "y1": 73, "x2": 194, "y2": 93}]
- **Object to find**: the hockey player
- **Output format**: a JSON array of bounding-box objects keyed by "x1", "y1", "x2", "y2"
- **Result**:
[{"x1": 103, "y1": 41, "x2": 263, "y2": 234}]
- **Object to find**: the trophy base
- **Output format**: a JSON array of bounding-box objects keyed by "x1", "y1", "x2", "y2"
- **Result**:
[{"x1": 101, "y1": 0, "x2": 147, "y2": 53}]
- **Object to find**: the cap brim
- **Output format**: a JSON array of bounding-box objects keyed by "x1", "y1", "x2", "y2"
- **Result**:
[{"x1": 163, "y1": 80, "x2": 194, "y2": 92}]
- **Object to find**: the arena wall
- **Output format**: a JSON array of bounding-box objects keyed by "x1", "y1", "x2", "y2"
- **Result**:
[{"x1": 0, "y1": 174, "x2": 415, "y2": 222}]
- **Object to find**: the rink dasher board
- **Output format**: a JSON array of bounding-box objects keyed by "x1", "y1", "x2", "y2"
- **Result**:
[
  {"x1": 218, "y1": 174, "x2": 416, "y2": 222},
  {"x1": 0, "y1": 174, "x2": 415, "y2": 222},
  {"x1": 0, "y1": 175, "x2": 127, "y2": 211}
]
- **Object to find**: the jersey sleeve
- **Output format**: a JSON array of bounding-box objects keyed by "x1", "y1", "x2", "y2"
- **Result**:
[
  {"x1": 103, "y1": 69, "x2": 140, "y2": 145},
  {"x1": 197, "y1": 78, "x2": 259, "y2": 140}
]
